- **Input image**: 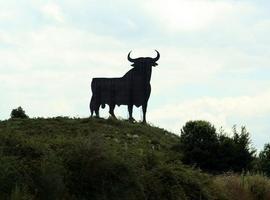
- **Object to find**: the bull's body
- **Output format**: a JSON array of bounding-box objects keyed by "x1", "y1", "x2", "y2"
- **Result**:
[{"x1": 90, "y1": 51, "x2": 159, "y2": 123}]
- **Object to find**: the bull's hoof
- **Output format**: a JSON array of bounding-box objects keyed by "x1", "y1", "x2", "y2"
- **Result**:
[
  {"x1": 108, "y1": 116, "x2": 117, "y2": 120},
  {"x1": 128, "y1": 117, "x2": 135, "y2": 123}
]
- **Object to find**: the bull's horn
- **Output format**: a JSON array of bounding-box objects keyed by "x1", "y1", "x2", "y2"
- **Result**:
[
  {"x1": 153, "y1": 50, "x2": 160, "y2": 62},
  {"x1": 127, "y1": 51, "x2": 136, "y2": 62}
]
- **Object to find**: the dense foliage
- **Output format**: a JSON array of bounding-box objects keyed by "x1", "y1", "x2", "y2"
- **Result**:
[
  {"x1": 179, "y1": 120, "x2": 219, "y2": 171},
  {"x1": 178, "y1": 121, "x2": 255, "y2": 173},
  {"x1": 10, "y1": 106, "x2": 28, "y2": 119},
  {"x1": 258, "y1": 143, "x2": 270, "y2": 177}
]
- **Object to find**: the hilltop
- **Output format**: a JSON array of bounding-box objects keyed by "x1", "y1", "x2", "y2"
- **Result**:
[
  {"x1": 0, "y1": 117, "x2": 269, "y2": 200},
  {"x1": 0, "y1": 117, "x2": 180, "y2": 162}
]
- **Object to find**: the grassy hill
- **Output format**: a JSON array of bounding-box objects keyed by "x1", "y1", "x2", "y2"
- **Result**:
[{"x1": 0, "y1": 117, "x2": 269, "y2": 200}]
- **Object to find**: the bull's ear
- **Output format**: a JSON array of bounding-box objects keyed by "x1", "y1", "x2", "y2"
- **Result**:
[
  {"x1": 131, "y1": 63, "x2": 135, "y2": 67},
  {"x1": 153, "y1": 63, "x2": 158, "y2": 67}
]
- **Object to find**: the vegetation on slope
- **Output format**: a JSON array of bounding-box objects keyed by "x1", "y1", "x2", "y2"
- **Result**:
[
  {"x1": 0, "y1": 117, "x2": 210, "y2": 199},
  {"x1": 0, "y1": 117, "x2": 269, "y2": 200}
]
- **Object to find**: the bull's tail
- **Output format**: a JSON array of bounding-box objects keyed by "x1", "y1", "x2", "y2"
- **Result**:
[{"x1": 90, "y1": 79, "x2": 96, "y2": 117}]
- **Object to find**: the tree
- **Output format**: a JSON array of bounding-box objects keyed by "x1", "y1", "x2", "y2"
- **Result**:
[
  {"x1": 259, "y1": 143, "x2": 270, "y2": 177},
  {"x1": 231, "y1": 126, "x2": 255, "y2": 171},
  {"x1": 178, "y1": 121, "x2": 255, "y2": 173},
  {"x1": 180, "y1": 120, "x2": 219, "y2": 172},
  {"x1": 10, "y1": 107, "x2": 29, "y2": 119},
  {"x1": 216, "y1": 134, "x2": 236, "y2": 172},
  {"x1": 217, "y1": 126, "x2": 255, "y2": 172}
]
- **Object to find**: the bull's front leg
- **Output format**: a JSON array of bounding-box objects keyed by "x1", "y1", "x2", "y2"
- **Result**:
[
  {"x1": 109, "y1": 104, "x2": 116, "y2": 118},
  {"x1": 142, "y1": 103, "x2": 147, "y2": 123},
  {"x1": 128, "y1": 104, "x2": 135, "y2": 122}
]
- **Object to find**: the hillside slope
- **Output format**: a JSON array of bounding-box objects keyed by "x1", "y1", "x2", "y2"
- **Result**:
[
  {"x1": 0, "y1": 117, "x2": 180, "y2": 163},
  {"x1": 0, "y1": 117, "x2": 269, "y2": 200},
  {"x1": 0, "y1": 117, "x2": 213, "y2": 200}
]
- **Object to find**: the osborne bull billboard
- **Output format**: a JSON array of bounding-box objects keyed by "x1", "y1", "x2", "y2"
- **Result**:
[{"x1": 90, "y1": 50, "x2": 160, "y2": 123}]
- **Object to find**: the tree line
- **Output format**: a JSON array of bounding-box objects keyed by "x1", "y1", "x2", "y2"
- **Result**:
[{"x1": 173, "y1": 120, "x2": 270, "y2": 176}]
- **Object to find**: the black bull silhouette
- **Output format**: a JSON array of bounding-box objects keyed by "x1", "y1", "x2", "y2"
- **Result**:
[{"x1": 90, "y1": 50, "x2": 160, "y2": 123}]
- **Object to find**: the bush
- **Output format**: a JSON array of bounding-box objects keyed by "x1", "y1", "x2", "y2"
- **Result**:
[
  {"x1": 0, "y1": 156, "x2": 21, "y2": 198},
  {"x1": 179, "y1": 120, "x2": 219, "y2": 172},
  {"x1": 62, "y1": 137, "x2": 144, "y2": 200},
  {"x1": 143, "y1": 162, "x2": 215, "y2": 200},
  {"x1": 10, "y1": 107, "x2": 29, "y2": 119}
]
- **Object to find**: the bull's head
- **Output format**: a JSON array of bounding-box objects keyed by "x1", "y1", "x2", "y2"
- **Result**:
[{"x1": 127, "y1": 50, "x2": 160, "y2": 68}]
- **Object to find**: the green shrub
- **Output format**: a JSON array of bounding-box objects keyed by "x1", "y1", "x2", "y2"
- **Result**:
[
  {"x1": 61, "y1": 135, "x2": 144, "y2": 200},
  {"x1": 143, "y1": 162, "x2": 214, "y2": 200},
  {"x1": 10, "y1": 107, "x2": 29, "y2": 119},
  {"x1": 179, "y1": 120, "x2": 219, "y2": 171},
  {"x1": 32, "y1": 153, "x2": 66, "y2": 200},
  {"x1": 0, "y1": 156, "x2": 21, "y2": 197}
]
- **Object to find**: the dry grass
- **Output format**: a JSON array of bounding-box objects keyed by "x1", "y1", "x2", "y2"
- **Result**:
[{"x1": 213, "y1": 173, "x2": 270, "y2": 200}]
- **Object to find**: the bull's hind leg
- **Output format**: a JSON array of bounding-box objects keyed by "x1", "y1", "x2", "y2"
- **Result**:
[
  {"x1": 94, "y1": 104, "x2": 100, "y2": 118},
  {"x1": 128, "y1": 104, "x2": 135, "y2": 122},
  {"x1": 90, "y1": 97, "x2": 100, "y2": 118},
  {"x1": 109, "y1": 104, "x2": 116, "y2": 118},
  {"x1": 94, "y1": 108, "x2": 100, "y2": 118},
  {"x1": 90, "y1": 97, "x2": 94, "y2": 117}
]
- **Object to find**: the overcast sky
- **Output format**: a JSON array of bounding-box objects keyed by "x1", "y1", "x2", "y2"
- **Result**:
[{"x1": 0, "y1": 0, "x2": 269, "y2": 150}]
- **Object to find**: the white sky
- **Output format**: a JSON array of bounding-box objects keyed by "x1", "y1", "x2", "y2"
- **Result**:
[{"x1": 0, "y1": 0, "x2": 269, "y2": 150}]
